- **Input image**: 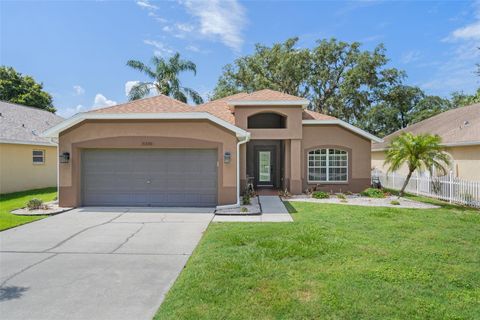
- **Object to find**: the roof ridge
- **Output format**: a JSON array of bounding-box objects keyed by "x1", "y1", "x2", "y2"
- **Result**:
[{"x1": 90, "y1": 94, "x2": 192, "y2": 113}]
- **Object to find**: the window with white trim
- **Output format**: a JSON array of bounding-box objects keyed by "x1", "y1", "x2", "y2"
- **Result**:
[
  {"x1": 308, "y1": 149, "x2": 348, "y2": 182},
  {"x1": 32, "y1": 150, "x2": 45, "y2": 164}
]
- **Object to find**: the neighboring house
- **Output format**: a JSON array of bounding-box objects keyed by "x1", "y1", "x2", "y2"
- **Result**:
[
  {"x1": 0, "y1": 101, "x2": 64, "y2": 194},
  {"x1": 43, "y1": 89, "x2": 382, "y2": 208},
  {"x1": 372, "y1": 103, "x2": 480, "y2": 180}
]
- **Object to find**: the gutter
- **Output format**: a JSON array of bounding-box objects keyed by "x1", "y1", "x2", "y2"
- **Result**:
[{"x1": 216, "y1": 133, "x2": 251, "y2": 210}]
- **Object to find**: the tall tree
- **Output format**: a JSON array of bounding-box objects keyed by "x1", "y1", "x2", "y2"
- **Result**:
[
  {"x1": 127, "y1": 53, "x2": 203, "y2": 104},
  {"x1": 0, "y1": 66, "x2": 55, "y2": 112},
  {"x1": 212, "y1": 38, "x2": 310, "y2": 99},
  {"x1": 212, "y1": 38, "x2": 404, "y2": 125},
  {"x1": 385, "y1": 133, "x2": 450, "y2": 196}
]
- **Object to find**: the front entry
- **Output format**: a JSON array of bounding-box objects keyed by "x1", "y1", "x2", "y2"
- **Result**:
[{"x1": 254, "y1": 146, "x2": 276, "y2": 187}]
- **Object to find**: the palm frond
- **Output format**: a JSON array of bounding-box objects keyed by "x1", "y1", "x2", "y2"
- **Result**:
[
  {"x1": 128, "y1": 82, "x2": 151, "y2": 101},
  {"x1": 126, "y1": 60, "x2": 156, "y2": 79}
]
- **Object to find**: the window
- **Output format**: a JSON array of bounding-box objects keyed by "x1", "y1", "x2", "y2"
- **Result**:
[
  {"x1": 308, "y1": 149, "x2": 348, "y2": 182},
  {"x1": 33, "y1": 150, "x2": 45, "y2": 164},
  {"x1": 247, "y1": 113, "x2": 286, "y2": 129}
]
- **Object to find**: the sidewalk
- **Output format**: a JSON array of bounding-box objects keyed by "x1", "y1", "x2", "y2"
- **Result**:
[{"x1": 213, "y1": 196, "x2": 293, "y2": 222}]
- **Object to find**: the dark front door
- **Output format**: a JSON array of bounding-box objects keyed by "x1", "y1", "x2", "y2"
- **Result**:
[{"x1": 254, "y1": 146, "x2": 276, "y2": 187}]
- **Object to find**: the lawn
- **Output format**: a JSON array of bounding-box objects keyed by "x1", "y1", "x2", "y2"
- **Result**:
[
  {"x1": 0, "y1": 187, "x2": 57, "y2": 231},
  {"x1": 155, "y1": 198, "x2": 480, "y2": 319}
]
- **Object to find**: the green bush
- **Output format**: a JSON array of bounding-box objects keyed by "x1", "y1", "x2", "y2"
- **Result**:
[
  {"x1": 26, "y1": 198, "x2": 43, "y2": 210},
  {"x1": 312, "y1": 191, "x2": 330, "y2": 199},
  {"x1": 242, "y1": 194, "x2": 251, "y2": 205},
  {"x1": 336, "y1": 193, "x2": 346, "y2": 200},
  {"x1": 390, "y1": 200, "x2": 400, "y2": 205},
  {"x1": 361, "y1": 188, "x2": 385, "y2": 198},
  {"x1": 240, "y1": 207, "x2": 248, "y2": 213}
]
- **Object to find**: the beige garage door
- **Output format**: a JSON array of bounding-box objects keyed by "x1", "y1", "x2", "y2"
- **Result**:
[{"x1": 81, "y1": 149, "x2": 218, "y2": 207}]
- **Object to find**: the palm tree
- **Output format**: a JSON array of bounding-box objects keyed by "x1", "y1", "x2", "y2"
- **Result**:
[
  {"x1": 126, "y1": 53, "x2": 203, "y2": 104},
  {"x1": 385, "y1": 132, "x2": 450, "y2": 196}
]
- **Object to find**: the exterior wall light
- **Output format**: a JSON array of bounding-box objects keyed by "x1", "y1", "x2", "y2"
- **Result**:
[{"x1": 59, "y1": 152, "x2": 70, "y2": 163}]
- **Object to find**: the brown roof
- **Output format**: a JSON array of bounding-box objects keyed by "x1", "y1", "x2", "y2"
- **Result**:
[
  {"x1": 90, "y1": 94, "x2": 193, "y2": 114},
  {"x1": 302, "y1": 109, "x2": 337, "y2": 121},
  {"x1": 88, "y1": 89, "x2": 334, "y2": 125},
  {"x1": 229, "y1": 89, "x2": 308, "y2": 102},
  {"x1": 372, "y1": 103, "x2": 480, "y2": 150}
]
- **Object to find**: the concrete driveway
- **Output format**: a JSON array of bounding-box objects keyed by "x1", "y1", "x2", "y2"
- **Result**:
[{"x1": 0, "y1": 207, "x2": 214, "y2": 320}]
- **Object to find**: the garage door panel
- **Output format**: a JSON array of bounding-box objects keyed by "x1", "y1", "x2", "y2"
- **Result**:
[{"x1": 82, "y1": 149, "x2": 217, "y2": 207}]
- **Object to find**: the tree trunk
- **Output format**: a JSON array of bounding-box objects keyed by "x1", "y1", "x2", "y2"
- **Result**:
[{"x1": 399, "y1": 170, "x2": 413, "y2": 197}]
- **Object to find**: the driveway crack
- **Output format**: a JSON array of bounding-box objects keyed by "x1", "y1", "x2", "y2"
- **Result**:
[
  {"x1": 110, "y1": 223, "x2": 145, "y2": 253},
  {"x1": 43, "y1": 208, "x2": 130, "y2": 252},
  {"x1": 0, "y1": 253, "x2": 58, "y2": 287}
]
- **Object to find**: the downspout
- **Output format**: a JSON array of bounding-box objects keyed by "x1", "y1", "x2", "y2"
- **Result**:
[{"x1": 216, "y1": 133, "x2": 250, "y2": 210}]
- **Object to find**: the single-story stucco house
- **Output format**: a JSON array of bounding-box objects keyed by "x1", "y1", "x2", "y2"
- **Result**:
[
  {"x1": 0, "y1": 101, "x2": 64, "y2": 194},
  {"x1": 43, "y1": 89, "x2": 382, "y2": 208},
  {"x1": 372, "y1": 103, "x2": 480, "y2": 181}
]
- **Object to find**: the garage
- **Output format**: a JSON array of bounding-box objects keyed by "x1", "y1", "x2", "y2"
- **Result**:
[{"x1": 81, "y1": 149, "x2": 218, "y2": 207}]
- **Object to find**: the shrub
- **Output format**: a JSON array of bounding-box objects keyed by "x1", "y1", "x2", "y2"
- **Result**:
[
  {"x1": 336, "y1": 193, "x2": 346, "y2": 200},
  {"x1": 312, "y1": 191, "x2": 330, "y2": 199},
  {"x1": 340, "y1": 199, "x2": 348, "y2": 203},
  {"x1": 242, "y1": 194, "x2": 251, "y2": 205},
  {"x1": 361, "y1": 188, "x2": 385, "y2": 198},
  {"x1": 345, "y1": 191, "x2": 353, "y2": 195},
  {"x1": 27, "y1": 198, "x2": 43, "y2": 210},
  {"x1": 240, "y1": 207, "x2": 248, "y2": 213},
  {"x1": 390, "y1": 200, "x2": 400, "y2": 205}
]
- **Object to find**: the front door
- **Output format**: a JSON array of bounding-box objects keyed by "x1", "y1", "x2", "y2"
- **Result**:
[{"x1": 255, "y1": 147, "x2": 276, "y2": 187}]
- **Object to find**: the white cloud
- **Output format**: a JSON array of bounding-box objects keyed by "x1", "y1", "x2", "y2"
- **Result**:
[
  {"x1": 400, "y1": 50, "x2": 421, "y2": 64},
  {"x1": 58, "y1": 104, "x2": 84, "y2": 118},
  {"x1": 136, "y1": 0, "x2": 158, "y2": 10},
  {"x1": 92, "y1": 94, "x2": 117, "y2": 110},
  {"x1": 148, "y1": 11, "x2": 167, "y2": 23},
  {"x1": 176, "y1": 23, "x2": 194, "y2": 32},
  {"x1": 186, "y1": 45, "x2": 200, "y2": 52},
  {"x1": 73, "y1": 85, "x2": 85, "y2": 96},
  {"x1": 144, "y1": 39, "x2": 174, "y2": 56},
  {"x1": 451, "y1": 22, "x2": 480, "y2": 40},
  {"x1": 125, "y1": 80, "x2": 140, "y2": 97},
  {"x1": 181, "y1": 0, "x2": 247, "y2": 51}
]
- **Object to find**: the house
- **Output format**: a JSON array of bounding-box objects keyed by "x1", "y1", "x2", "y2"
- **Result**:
[
  {"x1": 0, "y1": 101, "x2": 64, "y2": 194},
  {"x1": 372, "y1": 103, "x2": 480, "y2": 180},
  {"x1": 43, "y1": 89, "x2": 382, "y2": 208}
]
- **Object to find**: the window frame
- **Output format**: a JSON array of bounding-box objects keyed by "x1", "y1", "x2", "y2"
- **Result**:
[
  {"x1": 32, "y1": 149, "x2": 45, "y2": 165},
  {"x1": 247, "y1": 112, "x2": 287, "y2": 129},
  {"x1": 307, "y1": 148, "x2": 348, "y2": 183}
]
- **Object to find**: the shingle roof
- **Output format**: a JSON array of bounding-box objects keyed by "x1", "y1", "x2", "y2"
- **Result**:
[
  {"x1": 228, "y1": 89, "x2": 308, "y2": 102},
  {"x1": 90, "y1": 94, "x2": 193, "y2": 113},
  {"x1": 85, "y1": 90, "x2": 333, "y2": 125},
  {"x1": 372, "y1": 103, "x2": 480, "y2": 150},
  {"x1": 0, "y1": 101, "x2": 64, "y2": 145}
]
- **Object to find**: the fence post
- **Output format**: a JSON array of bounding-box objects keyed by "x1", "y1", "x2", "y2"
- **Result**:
[
  {"x1": 416, "y1": 172, "x2": 419, "y2": 195},
  {"x1": 449, "y1": 171, "x2": 453, "y2": 203}
]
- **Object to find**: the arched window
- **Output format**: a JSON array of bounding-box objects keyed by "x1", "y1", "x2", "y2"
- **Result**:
[
  {"x1": 308, "y1": 149, "x2": 348, "y2": 182},
  {"x1": 247, "y1": 113, "x2": 286, "y2": 129}
]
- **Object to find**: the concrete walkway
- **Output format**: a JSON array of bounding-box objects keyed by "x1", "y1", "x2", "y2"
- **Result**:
[
  {"x1": 213, "y1": 196, "x2": 293, "y2": 222},
  {"x1": 0, "y1": 207, "x2": 214, "y2": 320}
]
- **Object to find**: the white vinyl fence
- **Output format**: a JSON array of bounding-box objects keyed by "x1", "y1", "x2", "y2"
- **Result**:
[{"x1": 372, "y1": 170, "x2": 480, "y2": 208}]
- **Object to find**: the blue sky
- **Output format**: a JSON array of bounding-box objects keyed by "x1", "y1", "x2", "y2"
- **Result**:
[{"x1": 1, "y1": 0, "x2": 479, "y2": 117}]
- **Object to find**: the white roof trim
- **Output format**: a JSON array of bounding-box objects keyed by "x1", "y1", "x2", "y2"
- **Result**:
[
  {"x1": 227, "y1": 100, "x2": 309, "y2": 107},
  {"x1": 0, "y1": 139, "x2": 57, "y2": 146},
  {"x1": 372, "y1": 140, "x2": 480, "y2": 151},
  {"x1": 302, "y1": 119, "x2": 383, "y2": 143},
  {"x1": 41, "y1": 112, "x2": 250, "y2": 139}
]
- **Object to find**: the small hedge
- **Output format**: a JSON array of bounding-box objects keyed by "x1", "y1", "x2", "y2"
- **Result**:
[
  {"x1": 390, "y1": 200, "x2": 400, "y2": 205},
  {"x1": 361, "y1": 188, "x2": 385, "y2": 198},
  {"x1": 312, "y1": 191, "x2": 330, "y2": 199},
  {"x1": 26, "y1": 198, "x2": 43, "y2": 210}
]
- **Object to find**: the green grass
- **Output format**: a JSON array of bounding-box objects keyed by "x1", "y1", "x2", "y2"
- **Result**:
[
  {"x1": 155, "y1": 200, "x2": 480, "y2": 319},
  {"x1": 0, "y1": 187, "x2": 57, "y2": 231}
]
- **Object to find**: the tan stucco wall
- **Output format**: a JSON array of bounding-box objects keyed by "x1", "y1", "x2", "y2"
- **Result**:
[
  {"x1": 0, "y1": 143, "x2": 57, "y2": 194},
  {"x1": 372, "y1": 145, "x2": 480, "y2": 181},
  {"x1": 234, "y1": 105, "x2": 303, "y2": 140},
  {"x1": 58, "y1": 120, "x2": 238, "y2": 207},
  {"x1": 301, "y1": 125, "x2": 372, "y2": 193}
]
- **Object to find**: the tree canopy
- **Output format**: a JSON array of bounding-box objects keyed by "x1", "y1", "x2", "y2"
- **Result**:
[
  {"x1": 0, "y1": 66, "x2": 55, "y2": 112},
  {"x1": 212, "y1": 37, "x2": 478, "y2": 137}
]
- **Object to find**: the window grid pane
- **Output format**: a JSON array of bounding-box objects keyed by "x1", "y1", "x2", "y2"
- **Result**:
[
  {"x1": 33, "y1": 150, "x2": 45, "y2": 164},
  {"x1": 308, "y1": 148, "x2": 347, "y2": 182}
]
